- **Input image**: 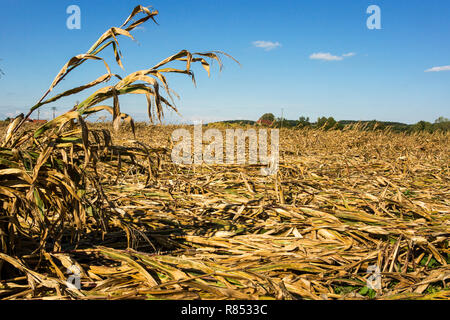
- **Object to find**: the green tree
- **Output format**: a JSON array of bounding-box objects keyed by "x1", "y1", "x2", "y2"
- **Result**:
[
  {"x1": 433, "y1": 116, "x2": 450, "y2": 132},
  {"x1": 297, "y1": 116, "x2": 310, "y2": 128},
  {"x1": 412, "y1": 120, "x2": 433, "y2": 132},
  {"x1": 316, "y1": 116, "x2": 327, "y2": 128},
  {"x1": 259, "y1": 113, "x2": 275, "y2": 122},
  {"x1": 316, "y1": 116, "x2": 336, "y2": 130},
  {"x1": 434, "y1": 116, "x2": 449, "y2": 124},
  {"x1": 326, "y1": 117, "x2": 336, "y2": 129}
]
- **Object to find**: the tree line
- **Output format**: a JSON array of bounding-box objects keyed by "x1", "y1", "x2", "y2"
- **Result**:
[{"x1": 258, "y1": 113, "x2": 450, "y2": 132}]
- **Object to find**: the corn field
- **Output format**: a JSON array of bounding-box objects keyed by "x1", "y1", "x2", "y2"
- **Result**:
[{"x1": 0, "y1": 5, "x2": 449, "y2": 300}]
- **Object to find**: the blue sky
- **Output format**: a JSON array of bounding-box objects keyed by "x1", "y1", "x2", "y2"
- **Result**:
[{"x1": 0, "y1": 0, "x2": 449, "y2": 124}]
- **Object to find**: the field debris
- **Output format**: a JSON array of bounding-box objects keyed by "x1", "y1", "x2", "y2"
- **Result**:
[{"x1": 1, "y1": 124, "x2": 448, "y2": 300}]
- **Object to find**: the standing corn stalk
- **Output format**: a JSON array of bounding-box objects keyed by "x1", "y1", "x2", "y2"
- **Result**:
[{"x1": 0, "y1": 4, "x2": 237, "y2": 263}]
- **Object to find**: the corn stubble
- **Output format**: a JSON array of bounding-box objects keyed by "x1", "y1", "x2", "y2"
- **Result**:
[{"x1": 0, "y1": 6, "x2": 449, "y2": 300}]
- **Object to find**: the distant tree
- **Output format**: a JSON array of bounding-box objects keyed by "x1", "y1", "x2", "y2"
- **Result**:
[
  {"x1": 412, "y1": 120, "x2": 433, "y2": 132},
  {"x1": 326, "y1": 117, "x2": 337, "y2": 129},
  {"x1": 273, "y1": 116, "x2": 293, "y2": 128},
  {"x1": 259, "y1": 113, "x2": 275, "y2": 122},
  {"x1": 335, "y1": 121, "x2": 345, "y2": 130},
  {"x1": 299, "y1": 116, "x2": 310, "y2": 123},
  {"x1": 435, "y1": 116, "x2": 449, "y2": 124},
  {"x1": 297, "y1": 116, "x2": 310, "y2": 128},
  {"x1": 316, "y1": 116, "x2": 336, "y2": 130},
  {"x1": 433, "y1": 116, "x2": 450, "y2": 132},
  {"x1": 316, "y1": 116, "x2": 327, "y2": 128}
]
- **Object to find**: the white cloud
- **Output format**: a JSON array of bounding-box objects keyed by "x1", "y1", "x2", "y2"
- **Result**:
[
  {"x1": 309, "y1": 52, "x2": 356, "y2": 61},
  {"x1": 252, "y1": 40, "x2": 282, "y2": 51},
  {"x1": 425, "y1": 65, "x2": 450, "y2": 72},
  {"x1": 310, "y1": 52, "x2": 343, "y2": 61}
]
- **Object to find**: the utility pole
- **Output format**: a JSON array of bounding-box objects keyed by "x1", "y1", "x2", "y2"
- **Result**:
[
  {"x1": 52, "y1": 107, "x2": 57, "y2": 120},
  {"x1": 37, "y1": 109, "x2": 40, "y2": 120}
]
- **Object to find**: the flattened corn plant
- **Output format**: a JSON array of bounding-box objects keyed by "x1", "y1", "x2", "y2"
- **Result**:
[{"x1": 0, "y1": 5, "x2": 235, "y2": 262}]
